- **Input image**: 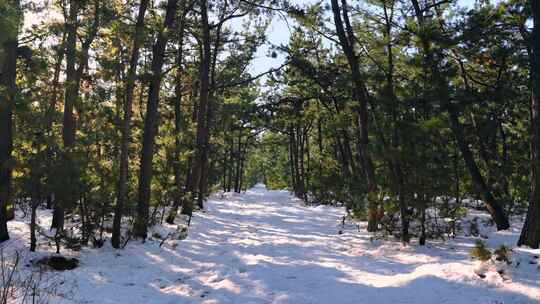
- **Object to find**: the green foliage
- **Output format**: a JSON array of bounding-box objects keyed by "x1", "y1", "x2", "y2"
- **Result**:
[
  {"x1": 493, "y1": 245, "x2": 512, "y2": 264},
  {"x1": 470, "y1": 241, "x2": 512, "y2": 264},
  {"x1": 470, "y1": 240, "x2": 492, "y2": 262},
  {"x1": 349, "y1": 194, "x2": 368, "y2": 220}
]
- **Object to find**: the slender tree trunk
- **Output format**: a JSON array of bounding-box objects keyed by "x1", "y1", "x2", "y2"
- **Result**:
[
  {"x1": 30, "y1": 200, "x2": 37, "y2": 251},
  {"x1": 44, "y1": 32, "x2": 66, "y2": 210},
  {"x1": 53, "y1": 0, "x2": 100, "y2": 232},
  {"x1": 188, "y1": 0, "x2": 211, "y2": 215},
  {"x1": 381, "y1": 1, "x2": 409, "y2": 243},
  {"x1": 289, "y1": 127, "x2": 299, "y2": 194},
  {"x1": 239, "y1": 148, "x2": 246, "y2": 192},
  {"x1": 331, "y1": 0, "x2": 378, "y2": 231},
  {"x1": 335, "y1": 134, "x2": 351, "y2": 180},
  {"x1": 61, "y1": 0, "x2": 79, "y2": 150},
  {"x1": 52, "y1": 0, "x2": 79, "y2": 231},
  {"x1": 134, "y1": 0, "x2": 179, "y2": 239},
  {"x1": 112, "y1": 0, "x2": 149, "y2": 248},
  {"x1": 519, "y1": 0, "x2": 540, "y2": 248},
  {"x1": 46, "y1": 31, "x2": 67, "y2": 135},
  {"x1": 165, "y1": 0, "x2": 188, "y2": 224},
  {"x1": 298, "y1": 123, "x2": 306, "y2": 200},
  {"x1": 198, "y1": 156, "x2": 209, "y2": 208},
  {"x1": 0, "y1": 0, "x2": 20, "y2": 242},
  {"x1": 234, "y1": 133, "x2": 242, "y2": 193},
  {"x1": 227, "y1": 140, "x2": 233, "y2": 192},
  {"x1": 419, "y1": 198, "x2": 426, "y2": 245}
]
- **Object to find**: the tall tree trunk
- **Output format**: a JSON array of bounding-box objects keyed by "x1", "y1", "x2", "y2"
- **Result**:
[
  {"x1": 187, "y1": 0, "x2": 211, "y2": 215},
  {"x1": 52, "y1": 0, "x2": 79, "y2": 231},
  {"x1": 239, "y1": 148, "x2": 246, "y2": 192},
  {"x1": 30, "y1": 199, "x2": 37, "y2": 250},
  {"x1": 227, "y1": 140, "x2": 233, "y2": 192},
  {"x1": 196, "y1": 10, "x2": 224, "y2": 209},
  {"x1": 289, "y1": 127, "x2": 299, "y2": 194},
  {"x1": 382, "y1": 1, "x2": 409, "y2": 243},
  {"x1": 134, "y1": 0, "x2": 179, "y2": 239},
  {"x1": 198, "y1": 156, "x2": 209, "y2": 208},
  {"x1": 44, "y1": 31, "x2": 66, "y2": 210},
  {"x1": 54, "y1": 0, "x2": 100, "y2": 231},
  {"x1": 379, "y1": 0, "x2": 409, "y2": 242},
  {"x1": 0, "y1": 0, "x2": 20, "y2": 242},
  {"x1": 234, "y1": 133, "x2": 242, "y2": 193},
  {"x1": 61, "y1": 0, "x2": 79, "y2": 151},
  {"x1": 112, "y1": 0, "x2": 149, "y2": 248},
  {"x1": 519, "y1": 0, "x2": 540, "y2": 248},
  {"x1": 46, "y1": 31, "x2": 67, "y2": 135},
  {"x1": 165, "y1": 0, "x2": 188, "y2": 224},
  {"x1": 331, "y1": 0, "x2": 378, "y2": 232}
]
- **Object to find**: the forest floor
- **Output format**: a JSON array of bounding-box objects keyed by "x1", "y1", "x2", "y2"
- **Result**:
[{"x1": 3, "y1": 184, "x2": 540, "y2": 303}]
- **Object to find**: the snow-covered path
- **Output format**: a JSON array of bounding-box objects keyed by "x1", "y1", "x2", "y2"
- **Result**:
[{"x1": 9, "y1": 185, "x2": 540, "y2": 303}]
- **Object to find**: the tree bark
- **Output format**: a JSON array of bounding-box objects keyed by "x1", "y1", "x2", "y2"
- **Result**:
[
  {"x1": 187, "y1": 0, "x2": 212, "y2": 215},
  {"x1": 0, "y1": 0, "x2": 20, "y2": 242},
  {"x1": 330, "y1": 0, "x2": 378, "y2": 231},
  {"x1": 449, "y1": 109, "x2": 510, "y2": 230},
  {"x1": 134, "y1": 0, "x2": 179, "y2": 239},
  {"x1": 519, "y1": 0, "x2": 540, "y2": 248},
  {"x1": 382, "y1": 0, "x2": 409, "y2": 243},
  {"x1": 61, "y1": 0, "x2": 79, "y2": 150},
  {"x1": 165, "y1": 14, "x2": 188, "y2": 224},
  {"x1": 54, "y1": 0, "x2": 100, "y2": 231},
  {"x1": 112, "y1": 0, "x2": 149, "y2": 248},
  {"x1": 52, "y1": 0, "x2": 79, "y2": 231}
]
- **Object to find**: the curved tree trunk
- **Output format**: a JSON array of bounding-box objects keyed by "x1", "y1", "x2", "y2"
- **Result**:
[
  {"x1": 449, "y1": 109, "x2": 510, "y2": 230},
  {"x1": 330, "y1": 0, "x2": 378, "y2": 232},
  {"x1": 409, "y1": 0, "x2": 509, "y2": 231}
]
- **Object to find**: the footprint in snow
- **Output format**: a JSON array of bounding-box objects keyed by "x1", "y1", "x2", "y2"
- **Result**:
[
  {"x1": 209, "y1": 275, "x2": 224, "y2": 283},
  {"x1": 153, "y1": 278, "x2": 169, "y2": 289},
  {"x1": 284, "y1": 275, "x2": 297, "y2": 279},
  {"x1": 177, "y1": 275, "x2": 190, "y2": 282}
]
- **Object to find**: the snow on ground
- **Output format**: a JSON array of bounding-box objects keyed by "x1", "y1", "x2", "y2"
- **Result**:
[{"x1": 2, "y1": 184, "x2": 540, "y2": 303}]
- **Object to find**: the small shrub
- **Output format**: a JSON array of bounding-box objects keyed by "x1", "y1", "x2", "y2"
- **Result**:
[
  {"x1": 35, "y1": 256, "x2": 79, "y2": 271},
  {"x1": 349, "y1": 194, "x2": 367, "y2": 220},
  {"x1": 494, "y1": 245, "x2": 512, "y2": 264},
  {"x1": 470, "y1": 240, "x2": 491, "y2": 262}
]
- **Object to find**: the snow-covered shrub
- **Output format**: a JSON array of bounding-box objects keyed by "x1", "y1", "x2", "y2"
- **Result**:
[
  {"x1": 493, "y1": 245, "x2": 512, "y2": 264},
  {"x1": 470, "y1": 242, "x2": 516, "y2": 280},
  {"x1": 470, "y1": 240, "x2": 491, "y2": 262}
]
